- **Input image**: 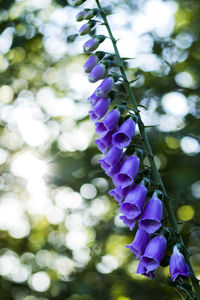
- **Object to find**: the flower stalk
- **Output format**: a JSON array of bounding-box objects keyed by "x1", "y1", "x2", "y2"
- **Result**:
[{"x1": 95, "y1": 0, "x2": 200, "y2": 295}]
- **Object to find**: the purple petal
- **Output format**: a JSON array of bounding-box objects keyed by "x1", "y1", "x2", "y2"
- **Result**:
[
  {"x1": 120, "y1": 215, "x2": 137, "y2": 230},
  {"x1": 136, "y1": 261, "x2": 155, "y2": 279},
  {"x1": 139, "y1": 196, "x2": 163, "y2": 234},
  {"x1": 104, "y1": 146, "x2": 123, "y2": 166},
  {"x1": 84, "y1": 55, "x2": 99, "y2": 73},
  {"x1": 114, "y1": 155, "x2": 140, "y2": 188},
  {"x1": 95, "y1": 130, "x2": 115, "y2": 154},
  {"x1": 88, "y1": 92, "x2": 101, "y2": 107},
  {"x1": 170, "y1": 245, "x2": 190, "y2": 281},
  {"x1": 89, "y1": 98, "x2": 110, "y2": 122},
  {"x1": 120, "y1": 183, "x2": 147, "y2": 219},
  {"x1": 140, "y1": 236, "x2": 167, "y2": 272},
  {"x1": 95, "y1": 77, "x2": 114, "y2": 97},
  {"x1": 126, "y1": 228, "x2": 150, "y2": 259},
  {"x1": 112, "y1": 118, "x2": 135, "y2": 149},
  {"x1": 98, "y1": 158, "x2": 110, "y2": 172},
  {"x1": 95, "y1": 109, "x2": 120, "y2": 137},
  {"x1": 88, "y1": 64, "x2": 106, "y2": 83},
  {"x1": 109, "y1": 186, "x2": 130, "y2": 204}
]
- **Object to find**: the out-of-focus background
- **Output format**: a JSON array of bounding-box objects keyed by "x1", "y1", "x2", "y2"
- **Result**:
[{"x1": 0, "y1": 0, "x2": 199, "y2": 299}]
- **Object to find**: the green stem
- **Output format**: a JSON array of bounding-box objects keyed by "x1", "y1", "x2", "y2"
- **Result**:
[{"x1": 95, "y1": 0, "x2": 200, "y2": 295}]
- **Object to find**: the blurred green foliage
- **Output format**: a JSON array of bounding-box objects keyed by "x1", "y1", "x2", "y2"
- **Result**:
[{"x1": 0, "y1": 0, "x2": 199, "y2": 300}]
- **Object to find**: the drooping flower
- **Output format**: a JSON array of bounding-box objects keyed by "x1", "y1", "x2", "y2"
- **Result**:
[
  {"x1": 95, "y1": 109, "x2": 120, "y2": 136},
  {"x1": 106, "y1": 156, "x2": 125, "y2": 179},
  {"x1": 114, "y1": 155, "x2": 140, "y2": 188},
  {"x1": 120, "y1": 215, "x2": 137, "y2": 230},
  {"x1": 136, "y1": 261, "x2": 155, "y2": 279},
  {"x1": 140, "y1": 236, "x2": 167, "y2": 272},
  {"x1": 109, "y1": 186, "x2": 130, "y2": 204},
  {"x1": 98, "y1": 158, "x2": 110, "y2": 173},
  {"x1": 139, "y1": 196, "x2": 163, "y2": 234},
  {"x1": 84, "y1": 55, "x2": 99, "y2": 73},
  {"x1": 88, "y1": 92, "x2": 101, "y2": 107},
  {"x1": 120, "y1": 183, "x2": 147, "y2": 219},
  {"x1": 169, "y1": 245, "x2": 190, "y2": 281},
  {"x1": 88, "y1": 64, "x2": 106, "y2": 83},
  {"x1": 112, "y1": 118, "x2": 135, "y2": 149},
  {"x1": 103, "y1": 146, "x2": 123, "y2": 166},
  {"x1": 95, "y1": 77, "x2": 114, "y2": 97},
  {"x1": 89, "y1": 97, "x2": 110, "y2": 122},
  {"x1": 126, "y1": 228, "x2": 150, "y2": 259},
  {"x1": 95, "y1": 130, "x2": 114, "y2": 154}
]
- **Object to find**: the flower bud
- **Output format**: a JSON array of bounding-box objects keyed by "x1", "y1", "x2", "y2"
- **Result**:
[
  {"x1": 95, "y1": 77, "x2": 114, "y2": 97},
  {"x1": 79, "y1": 23, "x2": 91, "y2": 35},
  {"x1": 76, "y1": 10, "x2": 85, "y2": 21},
  {"x1": 84, "y1": 56, "x2": 99, "y2": 73},
  {"x1": 84, "y1": 9, "x2": 94, "y2": 20},
  {"x1": 83, "y1": 38, "x2": 100, "y2": 52},
  {"x1": 72, "y1": 0, "x2": 85, "y2": 7},
  {"x1": 88, "y1": 64, "x2": 106, "y2": 83}
]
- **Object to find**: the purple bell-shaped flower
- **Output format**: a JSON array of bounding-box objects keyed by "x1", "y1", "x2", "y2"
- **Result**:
[
  {"x1": 95, "y1": 130, "x2": 115, "y2": 154},
  {"x1": 103, "y1": 146, "x2": 123, "y2": 166},
  {"x1": 126, "y1": 228, "x2": 150, "y2": 259},
  {"x1": 95, "y1": 109, "x2": 120, "y2": 136},
  {"x1": 136, "y1": 261, "x2": 155, "y2": 279},
  {"x1": 98, "y1": 158, "x2": 110, "y2": 173},
  {"x1": 140, "y1": 235, "x2": 167, "y2": 272},
  {"x1": 95, "y1": 77, "x2": 114, "y2": 97},
  {"x1": 114, "y1": 155, "x2": 140, "y2": 188},
  {"x1": 120, "y1": 215, "x2": 137, "y2": 230},
  {"x1": 139, "y1": 196, "x2": 163, "y2": 234},
  {"x1": 84, "y1": 55, "x2": 99, "y2": 73},
  {"x1": 109, "y1": 186, "x2": 130, "y2": 204},
  {"x1": 112, "y1": 118, "x2": 135, "y2": 149},
  {"x1": 169, "y1": 245, "x2": 190, "y2": 281},
  {"x1": 89, "y1": 98, "x2": 110, "y2": 122},
  {"x1": 88, "y1": 64, "x2": 106, "y2": 83},
  {"x1": 120, "y1": 183, "x2": 147, "y2": 219},
  {"x1": 88, "y1": 92, "x2": 101, "y2": 107}
]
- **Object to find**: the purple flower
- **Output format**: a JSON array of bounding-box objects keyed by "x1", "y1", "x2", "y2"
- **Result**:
[
  {"x1": 98, "y1": 158, "x2": 110, "y2": 172},
  {"x1": 95, "y1": 77, "x2": 114, "y2": 97},
  {"x1": 106, "y1": 156, "x2": 125, "y2": 179},
  {"x1": 140, "y1": 236, "x2": 167, "y2": 272},
  {"x1": 88, "y1": 92, "x2": 101, "y2": 107},
  {"x1": 76, "y1": 11, "x2": 85, "y2": 22},
  {"x1": 84, "y1": 56, "x2": 99, "y2": 73},
  {"x1": 89, "y1": 98, "x2": 110, "y2": 122},
  {"x1": 126, "y1": 228, "x2": 150, "y2": 259},
  {"x1": 95, "y1": 130, "x2": 114, "y2": 154},
  {"x1": 112, "y1": 118, "x2": 135, "y2": 149},
  {"x1": 114, "y1": 155, "x2": 140, "y2": 188},
  {"x1": 139, "y1": 196, "x2": 163, "y2": 234},
  {"x1": 169, "y1": 245, "x2": 190, "y2": 281},
  {"x1": 88, "y1": 64, "x2": 106, "y2": 83},
  {"x1": 103, "y1": 146, "x2": 123, "y2": 166},
  {"x1": 109, "y1": 186, "x2": 130, "y2": 204},
  {"x1": 120, "y1": 215, "x2": 137, "y2": 230},
  {"x1": 95, "y1": 109, "x2": 120, "y2": 136},
  {"x1": 79, "y1": 23, "x2": 91, "y2": 36},
  {"x1": 120, "y1": 183, "x2": 147, "y2": 219},
  {"x1": 83, "y1": 38, "x2": 100, "y2": 52},
  {"x1": 136, "y1": 261, "x2": 155, "y2": 279}
]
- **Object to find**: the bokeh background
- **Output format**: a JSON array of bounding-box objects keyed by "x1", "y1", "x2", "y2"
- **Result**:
[{"x1": 0, "y1": 0, "x2": 199, "y2": 299}]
